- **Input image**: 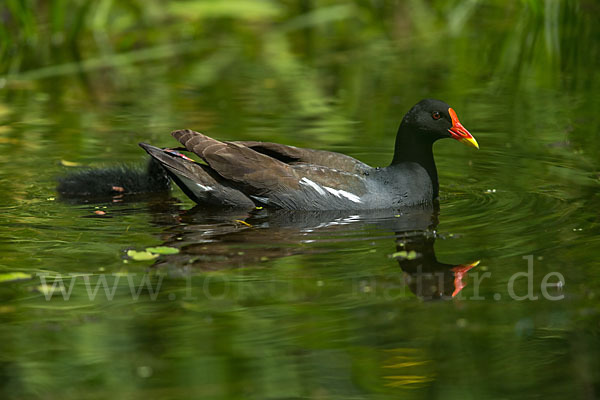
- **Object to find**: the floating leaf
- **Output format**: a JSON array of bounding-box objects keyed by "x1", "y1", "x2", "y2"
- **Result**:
[
  {"x1": 146, "y1": 246, "x2": 180, "y2": 255},
  {"x1": 127, "y1": 250, "x2": 159, "y2": 261},
  {"x1": 36, "y1": 284, "x2": 54, "y2": 296},
  {"x1": 60, "y1": 159, "x2": 82, "y2": 167},
  {"x1": 391, "y1": 250, "x2": 419, "y2": 260},
  {"x1": 0, "y1": 272, "x2": 32, "y2": 283}
]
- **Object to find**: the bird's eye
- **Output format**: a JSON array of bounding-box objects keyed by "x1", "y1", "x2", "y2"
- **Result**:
[{"x1": 432, "y1": 111, "x2": 441, "y2": 120}]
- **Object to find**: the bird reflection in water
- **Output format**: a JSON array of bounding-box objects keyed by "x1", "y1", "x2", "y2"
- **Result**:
[
  {"x1": 146, "y1": 203, "x2": 479, "y2": 300},
  {"x1": 394, "y1": 233, "x2": 480, "y2": 300}
]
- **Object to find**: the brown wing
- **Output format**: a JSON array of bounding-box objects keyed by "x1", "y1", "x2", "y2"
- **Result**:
[
  {"x1": 233, "y1": 141, "x2": 369, "y2": 173},
  {"x1": 172, "y1": 130, "x2": 367, "y2": 210},
  {"x1": 172, "y1": 129, "x2": 300, "y2": 192},
  {"x1": 171, "y1": 130, "x2": 369, "y2": 209}
]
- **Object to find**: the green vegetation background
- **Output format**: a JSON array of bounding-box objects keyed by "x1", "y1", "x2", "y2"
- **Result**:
[{"x1": 1, "y1": 0, "x2": 598, "y2": 150}]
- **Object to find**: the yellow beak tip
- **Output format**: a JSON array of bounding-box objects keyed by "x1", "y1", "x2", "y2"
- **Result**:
[{"x1": 461, "y1": 137, "x2": 479, "y2": 149}]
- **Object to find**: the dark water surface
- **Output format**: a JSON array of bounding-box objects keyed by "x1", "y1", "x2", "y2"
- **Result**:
[{"x1": 1, "y1": 2, "x2": 599, "y2": 399}]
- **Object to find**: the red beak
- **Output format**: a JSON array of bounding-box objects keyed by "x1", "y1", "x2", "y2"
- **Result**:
[
  {"x1": 448, "y1": 108, "x2": 479, "y2": 149},
  {"x1": 451, "y1": 260, "x2": 480, "y2": 298}
]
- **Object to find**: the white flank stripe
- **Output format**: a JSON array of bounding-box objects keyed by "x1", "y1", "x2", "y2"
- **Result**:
[
  {"x1": 196, "y1": 183, "x2": 213, "y2": 191},
  {"x1": 299, "y1": 177, "x2": 326, "y2": 196},
  {"x1": 323, "y1": 186, "x2": 362, "y2": 203},
  {"x1": 338, "y1": 190, "x2": 362, "y2": 203},
  {"x1": 324, "y1": 186, "x2": 341, "y2": 198}
]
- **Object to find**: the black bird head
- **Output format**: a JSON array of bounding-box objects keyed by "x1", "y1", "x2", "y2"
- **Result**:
[{"x1": 400, "y1": 98, "x2": 479, "y2": 148}]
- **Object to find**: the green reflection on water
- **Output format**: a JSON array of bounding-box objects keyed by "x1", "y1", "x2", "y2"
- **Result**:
[{"x1": 0, "y1": 1, "x2": 599, "y2": 399}]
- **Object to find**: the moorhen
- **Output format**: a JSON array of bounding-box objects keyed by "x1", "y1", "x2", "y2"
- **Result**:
[{"x1": 139, "y1": 98, "x2": 478, "y2": 210}]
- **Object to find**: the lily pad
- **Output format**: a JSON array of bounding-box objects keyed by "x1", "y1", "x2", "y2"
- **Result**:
[
  {"x1": 0, "y1": 272, "x2": 32, "y2": 283},
  {"x1": 60, "y1": 159, "x2": 82, "y2": 167},
  {"x1": 391, "y1": 250, "x2": 419, "y2": 260},
  {"x1": 146, "y1": 246, "x2": 180, "y2": 255},
  {"x1": 127, "y1": 250, "x2": 159, "y2": 261}
]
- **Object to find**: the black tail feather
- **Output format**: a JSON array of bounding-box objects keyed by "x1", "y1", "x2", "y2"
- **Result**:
[{"x1": 57, "y1": 158, "x2": 171, "y2": 198}]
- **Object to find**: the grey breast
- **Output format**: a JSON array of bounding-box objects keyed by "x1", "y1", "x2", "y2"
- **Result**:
[{"x1": 362, "y1": 163, "x2": 433, "y2": 208}]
